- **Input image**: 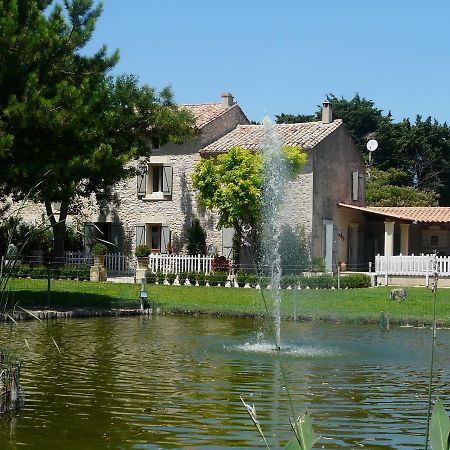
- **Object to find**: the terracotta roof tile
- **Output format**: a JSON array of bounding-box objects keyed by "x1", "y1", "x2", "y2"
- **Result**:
[
  {"x1": 201, "y1": 120, "x2": 343, "y2": 154},
  {"x1": 339, "y1": 204, "x2": 450, "y2": 223},
  {"x1": 182, "y1": 103, "x2": 237, "y2": 129}
]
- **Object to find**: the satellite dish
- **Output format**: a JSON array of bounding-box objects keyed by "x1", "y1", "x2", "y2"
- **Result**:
[{"x1": 367, "y1": 139, "x2": 378, "y2": 152}]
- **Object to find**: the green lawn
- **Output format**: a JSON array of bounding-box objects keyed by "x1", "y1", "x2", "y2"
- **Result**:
[{"x1": 4, "y1": 278, "x2": 450, "y2": 325}]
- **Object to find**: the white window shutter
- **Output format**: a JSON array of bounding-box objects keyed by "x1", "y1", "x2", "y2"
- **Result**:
[
  {"x1": 135, "y1": 224, "x2": 146, "y2": 247},
  {"x1": 162, "y1": 165, "x2": 173, "y2": 195},
  {"x1": 160, "y1": 226, "x2": 170, "y2": 254},
  {"x1": 352, "y1": 171, "x2": 359, "y2": 201},
  {"x1": 137, "y1": 172, "x2": 147, "y2": 197}
]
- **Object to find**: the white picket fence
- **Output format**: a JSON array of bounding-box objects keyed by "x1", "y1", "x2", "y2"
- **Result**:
[
  {"x1": 64, "y1": 251, "x2": 134, "y2": 275},
  {"x1": 64, "y1": 251, "x2": 213, "y2": 276},
  {"x1": 148, "y1": 253, "x2": 214, "y2": 275},
  {"x1": 375, "y1": 254, "x2": 450, "y2": 283}
]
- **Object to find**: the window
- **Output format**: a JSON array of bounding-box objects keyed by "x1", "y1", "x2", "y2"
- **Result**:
[
  {"x1": 136, "y1": 163, "x2": 172, "y2": 199},
  {"x1": 135, "y1": 224, "x2": 171, "y2": 254},
  {"x1": 431, "y1": 235, "x2": 439, "y2": 247}
]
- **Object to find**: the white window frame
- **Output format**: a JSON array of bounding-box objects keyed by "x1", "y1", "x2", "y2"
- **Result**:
[{"x1": 143, "y1": 164, "x2": 173, "y2": 201}]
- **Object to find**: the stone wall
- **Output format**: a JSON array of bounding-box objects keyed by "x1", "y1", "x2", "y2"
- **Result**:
[{"x1": 89, "y1": 104, "x2": 249, "y2": 255}]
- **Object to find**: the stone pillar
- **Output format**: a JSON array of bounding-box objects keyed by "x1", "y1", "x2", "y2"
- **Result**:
[
  {"x1": 384, "y1": 221, "x2": 395, "y2": 256},
  {"x1": 399, "y1": 223, "x2": 410, "y2": 255}
]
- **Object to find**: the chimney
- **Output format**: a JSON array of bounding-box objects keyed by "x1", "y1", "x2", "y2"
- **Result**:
[
  {"x1": 322, "y1": 101, "x2": 333, "y2": 124},
  {"x1": 221, "y1": 92, "x2": 234, "y2": 108}
]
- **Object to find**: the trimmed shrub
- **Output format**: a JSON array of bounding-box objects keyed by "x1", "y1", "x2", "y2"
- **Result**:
[
  {"x1": 166, "y1": 273, "x2": 176, "y2": 284},
  {"x1": 246, "y1": 273, "x2": 258, "y2": 288},
  {"x1": 16, "y1": 264, "x2": 31, "y2": 278},
  {"x1": 211, "y1": 255, "x2": 231, "y2": 273},
  {"x1": 146, "y1": 271, "x2": 161, "y2": 284},
  {"x1": 340, "y1": 273, "x2": 371, "y2": 289},
  {"x1": 299, "y1": 275, "x2": 337, "y2": 289},
  {"x1": 59, "y1": 265, "x2": 90, "y2": 280},
  {"x1": 30, "y1": 265, "x2": 49, "y2": 279},
  {"x1": 92, "y1": 243, "x2": 108, "y2": 255},
  {"x1": 309, "y1": 257, "x2": 326, "y2": 273},
  {"x1": 281, "y1": 274, "x2": 300, "y2": 288},
  {"x1": 236, "y1": 270, "x2": 247, "y2": 287},
  {"x1": 177, "y1": 272, "x2": 188, "y2": 284},
  {"x1": 198, "y1": 272, "x2": 210, "y2": 286},
  {"x1": 187, "y1": 219, "x2": 207, "y2": 255},
  {"x1": 135, "y1": 245, "x2": 151, "y2": 257},
  {"x1": 210, "y1": 271, "x2": 228, "y2": 285},
  {"x1": 186, "y1": 272, "x2": 198, "y2": 284}
]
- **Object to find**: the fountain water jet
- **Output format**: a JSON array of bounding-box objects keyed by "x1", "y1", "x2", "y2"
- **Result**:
[{"x1": 259, "y1": 117, "x2": 291, "y2": 350}]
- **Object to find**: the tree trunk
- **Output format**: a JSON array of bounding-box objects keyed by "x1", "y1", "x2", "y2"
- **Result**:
[{"x1": 45, "y1": 200, "x2": 69, "y2": 265}]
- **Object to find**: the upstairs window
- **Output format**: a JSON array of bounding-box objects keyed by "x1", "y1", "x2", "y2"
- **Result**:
[{"x1": 137, "y1": 164, "x2": 172, "y2": 199}]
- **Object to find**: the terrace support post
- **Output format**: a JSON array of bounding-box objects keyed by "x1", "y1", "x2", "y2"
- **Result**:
[
  {"x1": 384, "y1": 221, "x2": 395, "y2": 257},
  {"x1": 384, "y1": 221, "x2": 395, "y2": 287},
  {"x1": 400, "y1": 223, "x2": 410, "y2": 256}
]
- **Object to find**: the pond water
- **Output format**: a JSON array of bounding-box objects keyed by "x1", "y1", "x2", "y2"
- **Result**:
[{"x1": 0, "y1": 315, "x2": 449, "y2": 449}]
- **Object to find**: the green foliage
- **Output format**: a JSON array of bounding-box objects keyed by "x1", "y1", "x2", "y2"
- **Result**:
[
  {"x1": 92, "y1": 243, "x2": 107, "y2": 256},
  {"x1": 187, "y1": 219, "x2": 207, "y2": 255},
  {"x1": 299, "y1": 275, "x2": 336, "y2": 289},
  {"x1": 278, "y1": 225, "x2": 310, "y2": 275},
  {"x1": 30, "y1": 265, "x2": 48, "y2": 279},
  {"x1": 192, "y1": 147, "x2": 262, "y2": 229},
  {"x1": 145, "y1": 271, "x2": 161, "y2": 284},
  {"x1": 340, "y1": 273, "x2": 371, "y2": 289},
  {"x1": 209, "y1": 271, "x2": 228, "y2": 285},
  {"x1": 282, "y1": 145, "x2": 308, "y2": 176},
  {"x1": 0, "y1": 0, "x2": 194, "y2": 258},
  {"x1": 284, "y1": 412, "x2": 319, "y2": 450},
  {"x1": 58, "y1": 265, "x2": 90, "y2": 280},
  {"x1": 276, "y1": 93, "x2": 450, "y2": 205},
  {"x1": 309, "y1": 257, "x2": 326, "y2": 273},
  {"x1": 211, "y1": 255, "x2": 231, "y2": 273},
  {"x1": 135, "y1": 245, "x2": 151, "y2": 257},
  {"x1": 166, "y1": 273, "x2": 176, "y2": 284},
  {"x1": 192, "y1": 145, "x2": 307, "y2": 231},
  {"x1": 366, "y1": 167, "x2": 439, "y2": 206},
  {"x1": 430, "y1": 399, "x2": 450, "y2": 450}
]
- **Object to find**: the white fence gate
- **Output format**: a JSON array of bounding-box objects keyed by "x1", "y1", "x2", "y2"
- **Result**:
[
  {"x1": 375, "y1": 254, "x2": 450, "y2": 285},
  {"x1": 148, "y1": 254, "x2": 213, "y2": 275},
  {"x1": 65, "y1": 251, "x2": 134, "y2": 276}
]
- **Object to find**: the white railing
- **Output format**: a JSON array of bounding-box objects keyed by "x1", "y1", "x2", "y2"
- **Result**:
[
  {"x1": 64, "y1": 251, "x2": 134, "y2": 275},
  {"x1": 65, "y1": 251, "x2": 93, "y2": 265},
  {"x1": 105, "y1": 253, "x2": 135, "y2": 275},
  {"x1": 148, "y1": 253, "x2": 214, "y2": 275},
  {"x1": 375, "y1": 254, "x2": 450, "y2": 282}
]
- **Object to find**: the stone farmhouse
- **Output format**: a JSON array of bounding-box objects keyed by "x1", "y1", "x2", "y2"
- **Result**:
[
  {"x1": 20, "y1": 92, "x2": 450, "y2": 273},
  {"x1": 82, "y1": 96, "x2": 368, "y2": 272}
]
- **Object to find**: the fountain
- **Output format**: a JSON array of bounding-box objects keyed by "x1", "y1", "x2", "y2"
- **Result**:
[{"x1": 259, "y1": 116, "x2": 292, "y2": 350}]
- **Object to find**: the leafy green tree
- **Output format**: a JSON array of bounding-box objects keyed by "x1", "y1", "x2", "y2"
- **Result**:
[
  {"x1": 276, "y1": 93, "x2": 450, "y2": 205},
  {"x1": 187, "y1": 219, "x2": 207, "y2": 255},
  {"x1": 0, "y1": 0, "x2": 194, "y2": 259},
  {"x1": 366, "y1": 168, "x2": 439, "y2": 206},
  {"x1": 192, "y1": 145, "x2": 307, "y2": 259}
]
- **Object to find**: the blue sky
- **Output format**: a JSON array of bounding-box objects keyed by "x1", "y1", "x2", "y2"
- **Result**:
[{"x1": 83, "y1": 1, "x2": 450, "y2": 123}]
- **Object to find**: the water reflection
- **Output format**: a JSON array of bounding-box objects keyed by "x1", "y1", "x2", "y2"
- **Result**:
[{"x1": 0, "y1": 316, "x2": 448, "y2": 449}]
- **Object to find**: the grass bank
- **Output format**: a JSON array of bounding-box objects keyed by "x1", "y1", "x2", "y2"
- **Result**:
[{"x1": 4, "y1": 278, "x2": 450, "y2": 325}]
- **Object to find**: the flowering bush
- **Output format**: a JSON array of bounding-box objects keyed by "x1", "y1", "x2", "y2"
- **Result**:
[{"x1": 211, "y1": 255, "x2": 231, "y2": 273}]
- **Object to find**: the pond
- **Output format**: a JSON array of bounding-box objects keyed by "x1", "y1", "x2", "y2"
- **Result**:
[{"x1": 0, "y1": 315, "x2": 449, "y2": 449}]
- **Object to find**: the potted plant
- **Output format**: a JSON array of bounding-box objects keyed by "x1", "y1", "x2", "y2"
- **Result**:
[
  {"x1": 135, "y1": 245, "x2": 151, "y2": 269},
  {"x1": 92, "y1": 243, "x2": 108, "y2": 266}
]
